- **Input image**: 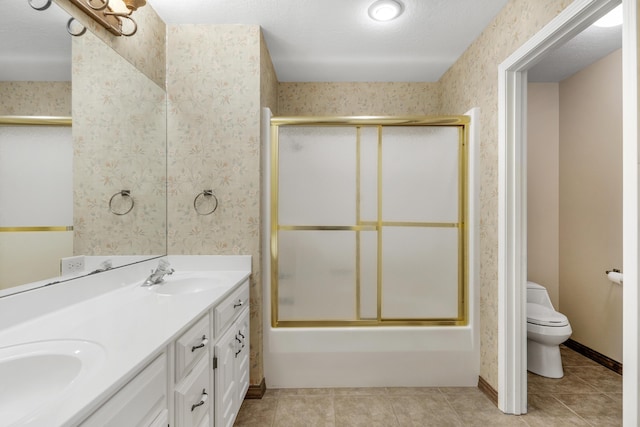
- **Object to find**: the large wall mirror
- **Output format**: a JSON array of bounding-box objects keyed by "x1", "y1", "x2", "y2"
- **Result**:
[{"x1": 0, "y1": 2, "x2": 167, "y2": 294}]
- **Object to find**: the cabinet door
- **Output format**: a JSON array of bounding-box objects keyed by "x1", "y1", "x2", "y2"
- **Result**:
[
  {"x1": 175, "y1": 355, "x2": 210, "y2": 427},
  {"x1": 235, "y1": 308, "x2": 250, "y2": 408},
  {"x1": 214, "y1": 325, "x2": 237, "y2": 427},
  {"x1": 80, "y1": 353, "x2": 167, "y2": 427}
]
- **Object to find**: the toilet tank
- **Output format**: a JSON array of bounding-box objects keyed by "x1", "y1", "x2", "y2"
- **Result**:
[{"x1": 526, "y1": 281, "x2": 554, "y2": 309}]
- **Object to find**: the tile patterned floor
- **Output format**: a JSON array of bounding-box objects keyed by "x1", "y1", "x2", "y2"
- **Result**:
[{"x1": 234, "y1": 346, "x2": 622, "y2": 426}]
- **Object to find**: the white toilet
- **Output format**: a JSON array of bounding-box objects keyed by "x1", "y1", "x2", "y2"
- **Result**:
[{"x1": 526, "y1": 281, "x2": 572, "y2": 378}]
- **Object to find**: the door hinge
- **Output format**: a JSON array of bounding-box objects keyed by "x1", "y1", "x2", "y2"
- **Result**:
[{"x1": 213, "y1": 356, "x2": 218, "y2": 370}]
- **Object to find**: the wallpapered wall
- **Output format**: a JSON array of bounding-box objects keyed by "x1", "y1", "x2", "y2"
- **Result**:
[
  {"x1": 278, "y1": 83, "x2": 440, "y2": 116},
  {"x1": 0, "y1": 82, "x2": 71, "y2": 116},
  {"x1": 438, "y1": 0, "x2": 573, "y2": 389},
  {"x1": 73, "y1": 31, "x2": 166, "y2": 256},
  {"x1": 167, "y1": 25, "x2": 277, "y2": 385},
  {"x1": 278, "y1": 0, "x2": 573, "y2": 391}
]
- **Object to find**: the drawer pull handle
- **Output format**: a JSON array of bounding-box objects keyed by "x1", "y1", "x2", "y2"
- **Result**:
[
  {"x1": 235, "y1": 335, "x2": 242, "y2": 344},
  {"x1": 238, "y1": 331, "x2": 245, "y2": 339},
  {"x1": 191, "y1": 335, "x2": 209, "y2": 352},
  {"x1": 233, "y1": 300, "x2": 244, "y2": 309},
  {"x1": 235, "y1": 348, "x2": 241, "y2": 357},
  {"x1": 191, "y1": 389, "x2": 208, "y2": 412}
]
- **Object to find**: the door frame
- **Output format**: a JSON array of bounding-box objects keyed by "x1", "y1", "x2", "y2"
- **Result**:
[{"x1": 497, "y1": 0, "x2": 638, "y2": 421}]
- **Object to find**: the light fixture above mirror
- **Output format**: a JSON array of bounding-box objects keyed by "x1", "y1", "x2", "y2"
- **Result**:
[
  {"x1": 29, "y1": 0, "x2": 146, "y2": 36},
  {"x1": 67, "y1": 0, "x2": 146, "y2": 36}
]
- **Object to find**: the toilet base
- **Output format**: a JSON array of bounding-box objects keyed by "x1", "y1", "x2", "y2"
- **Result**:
[{"x1": 527, "y1": 339, "x2": 564, "y2": 378}]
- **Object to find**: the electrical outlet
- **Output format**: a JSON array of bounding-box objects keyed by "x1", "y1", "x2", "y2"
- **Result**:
[{"x1": 61, "y1": 255, "x2": 85, "y2": 275}]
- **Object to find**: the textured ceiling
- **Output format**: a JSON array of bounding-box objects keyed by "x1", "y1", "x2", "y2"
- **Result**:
[
  {"x1": 1, "y1": 0, "x2": 622, "y2": 84},
  {"x1": 147, "y1": 0, "x2": 510, "y2": 82},
  {"x1": 529, "y1": 24, "x2": 621, "y2": 82}
]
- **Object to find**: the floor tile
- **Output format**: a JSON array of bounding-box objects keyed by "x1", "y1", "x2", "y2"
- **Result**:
[
  {"x1": 553, "y1": 393, "x2": 622, "y2": 427},
  {"x1": 334, "y1": 396, "x2": 399, "y2": 427},
  {"x1": 522, "y1": 394, "x2": 590, "y2": 427},
  {"x1": 564, "y1": 366, "x2": 622, "y2": 393},
  {"x1": 560, "y1": 346, "x2": 600, "y2": 368},
  {"x1": 385, "y1": 386, "x2": 443, "y2": 396},
  {"x1": 527, "y1": 371, "x2": 598, "y2": 395},
  {"x1": 333, "y1": 387, "x2": 388, "y2": 396},
  {"x1": 273, "y1": 396, "x2": 335, "y2": 427},
  {"x1": 234, "y1": 398, "x2": 278, "y2": 427},
  {"x1": 276, "y1": 387, "x2": 334, "y2": 396},
  {"x1": 390, "y1": 395, "x2": 463, "y2": 426}
]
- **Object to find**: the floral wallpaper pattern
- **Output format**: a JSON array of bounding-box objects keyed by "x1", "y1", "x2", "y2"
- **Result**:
[
  {"x1": 438, "y1": 0, "x2": 573, "y2": 389},
  {"x1": 73, "y1": 31, "x2": 166, "y2": 256},
  {"x1": 53, "y1": 0, "x2": 166, "y2": 88},
  {"x1": 278, "y1": 82, "x2": 440, "y2": 116},
  {"x1": 167, "y1": 25, "x2": 276, "y2": 385},
  {"x1": 0, "y1": 82, "x2": 71, "y2": 116}
]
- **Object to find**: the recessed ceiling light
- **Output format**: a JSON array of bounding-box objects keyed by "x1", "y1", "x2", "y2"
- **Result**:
[
  {"x1": 593, "y1": 4, "x2": 623, "y2": 28},
  {"x1": 368, "y1": 0, "x2": 404, "y2": 22}
]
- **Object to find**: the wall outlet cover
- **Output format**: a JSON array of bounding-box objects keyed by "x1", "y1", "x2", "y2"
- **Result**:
[{"x1": 61, "y1": 255, "x2": 85, "y2": 275}]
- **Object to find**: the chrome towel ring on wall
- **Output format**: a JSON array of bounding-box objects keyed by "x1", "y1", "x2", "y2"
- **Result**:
[
  {"x1": 194, "y1": 190, "x2": 218, "y2": 215},
  {"x1": 109, "y1": 190, "x2": 134, "y2": 215}
]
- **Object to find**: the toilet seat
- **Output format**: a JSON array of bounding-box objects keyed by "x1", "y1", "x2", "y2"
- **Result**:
[{"x1": 527, "y1": 303, "x2": 569, "y2": 327}]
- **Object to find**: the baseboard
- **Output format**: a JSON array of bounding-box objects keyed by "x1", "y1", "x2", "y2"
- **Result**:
[
  {"x1": 244, "y1": 378, "x2": 267, "y2": 399},
  {"x1": 564, "y1": 339, "x2": 622, "y2": 375},
  {"x1": 478, "y1": 376, "x2": 498, "y2": 407}
]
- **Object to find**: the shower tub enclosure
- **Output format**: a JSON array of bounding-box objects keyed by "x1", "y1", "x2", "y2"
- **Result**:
[{"x1": 262, "y1": 111, "x2": 480, "y2": 387}]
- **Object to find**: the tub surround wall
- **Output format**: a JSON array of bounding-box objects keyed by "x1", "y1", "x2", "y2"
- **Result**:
[
  {"x1": 0, "y1": 82, "x2": 71, "y2": 116},
  {"x1": 53, "y1": 0, "x2": 166, "y2": 88},
  {"x1": 559, "y1": 49, "x2": 623, "y2": 363},
  {"x1": 438, "y1": 0, "x2": 573, "y2": 390},
  {"x1": 527, "y1": 82, "x2": 560, "y2": 307},
  {"x1": 167, "y1": 24, "x2": 276, "y2": 386}
]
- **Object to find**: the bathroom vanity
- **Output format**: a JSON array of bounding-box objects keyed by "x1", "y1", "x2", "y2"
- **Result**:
[{"x1": 0, "y1": 256, "x2": 251, "y2": 427}]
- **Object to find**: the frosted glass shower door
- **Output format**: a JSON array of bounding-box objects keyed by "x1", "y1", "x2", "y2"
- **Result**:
[
  {"x1": 272, "y1": 118, "x2": 467, "y2": 326},
  {"x1": 276, "y1": 127, "x2": 360, "y2": 322},
  {"x1": 380, "y1": 127, "x2": 462, "y2": 319}
]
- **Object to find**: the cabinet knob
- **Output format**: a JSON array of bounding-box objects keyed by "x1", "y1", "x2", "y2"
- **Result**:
[
  {"x1": 233, "y1": 300, "x2": 244, "y2": 309},
  {"x1": 191, "y1": 389, "x2": 208, "y2": 412},
  {"x1": 191, "y1": 335, "x2": 209, "y2": 352}
]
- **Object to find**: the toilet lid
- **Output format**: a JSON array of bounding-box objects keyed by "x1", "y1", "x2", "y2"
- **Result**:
[{"x1": 527, "y1": 303, "x2": 569, "y2": 327}]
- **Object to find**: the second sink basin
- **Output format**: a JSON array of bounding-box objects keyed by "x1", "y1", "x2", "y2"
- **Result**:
[{"x1": 0, "y1": 340, "x2": 105, "y2": 426}]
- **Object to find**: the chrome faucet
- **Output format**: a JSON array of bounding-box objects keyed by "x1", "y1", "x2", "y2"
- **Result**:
[{"x1": 142, "y1": 259, "x2": 175, "y2": 286}]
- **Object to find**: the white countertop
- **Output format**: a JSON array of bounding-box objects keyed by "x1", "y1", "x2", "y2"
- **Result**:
[{"x1": 0, "y1": 256, "x2": 251, "y2": 427}]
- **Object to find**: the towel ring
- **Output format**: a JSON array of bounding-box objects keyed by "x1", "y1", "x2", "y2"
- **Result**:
[
  {"x1": 194, "y1": 190, "x2": 218, "y2": 215},
  {"x1": 109, "y1": 190, "x2": 134, "y2": 215}
]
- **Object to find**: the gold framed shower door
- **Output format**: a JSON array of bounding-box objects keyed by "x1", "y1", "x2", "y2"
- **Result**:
[{"x1": 271, "y1": 116, "x2": 469, "y2": 327}]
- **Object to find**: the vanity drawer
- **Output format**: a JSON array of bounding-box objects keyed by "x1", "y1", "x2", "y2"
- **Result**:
[
  {"x1": 215, "y1": 279, "x2": 249, "y2": 337},
  {"x1": 175, "y1": 354, "x2": 210, "y2": 427},
  {"x1": 176, "y1": 313, "x2": 210, "y2": 381},
  {"x1": 80, "y1": 353, "x2": 167, "y2": 427}
]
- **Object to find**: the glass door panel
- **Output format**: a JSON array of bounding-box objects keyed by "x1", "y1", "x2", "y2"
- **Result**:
[
  {"x1": 382, "y1": 126, "x2": 459, "y2": 223},
  {"x1": 278, "y1": 230, "x2": 357, "y2": 321},
  {"x1": 278, "y1": 126, "x2": 356, "y2": 226},
  {"x1": 381, "y1": 227, "x2": 460, "y2": 319}
]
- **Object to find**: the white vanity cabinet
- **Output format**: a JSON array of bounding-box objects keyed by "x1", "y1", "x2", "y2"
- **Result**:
[
  {"x1": 214, "y1": 282, "x2": 251, "y2": 427},
  {"x1": 174, "y1": 313, "x2": 212, "y2": 427},
  {"x1": 77, "y1": 276, "x2": 250, "y2": 427},
  {"x1": 79, "y1": 353, "x2": 169, "y2": 427}
]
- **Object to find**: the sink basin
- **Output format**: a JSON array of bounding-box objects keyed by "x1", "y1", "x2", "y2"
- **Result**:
[
  {"x1": 0, "y1": 340, "x2": 105, "y2": 426},
  {"x1": 151, "y1": 272, "x2": 225, "y2": 296}
]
